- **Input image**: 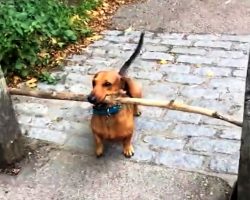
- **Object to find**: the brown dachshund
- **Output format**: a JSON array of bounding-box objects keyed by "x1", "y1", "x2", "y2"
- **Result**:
[{"x1": 87, "y1": 32, "x2": 144, "y2": 158}]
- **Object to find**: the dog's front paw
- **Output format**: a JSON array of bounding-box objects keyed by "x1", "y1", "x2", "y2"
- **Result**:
[
  {"x1": 134, "y1": 111, "x2": 142, "y2": 117},
  {"x1": 96, "y1": 146, "x2": 104, "y2": 158},
  {"x1": 123, "y1": 145, "x2": 134, "y2": 158}
]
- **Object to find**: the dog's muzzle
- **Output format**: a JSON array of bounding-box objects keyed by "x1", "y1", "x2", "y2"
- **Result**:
[{"x1": 87, "y1": 94, "x2": 97, "y2": 104}]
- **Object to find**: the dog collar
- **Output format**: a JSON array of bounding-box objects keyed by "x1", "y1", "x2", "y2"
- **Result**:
[{"x1": 92, "y1": 104, "x2": 122, "y2": 116}]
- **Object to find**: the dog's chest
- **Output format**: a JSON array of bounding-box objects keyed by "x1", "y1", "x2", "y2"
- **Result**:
[{"x1": 91, "y1": 106, "x2": 134, "y2": 139}]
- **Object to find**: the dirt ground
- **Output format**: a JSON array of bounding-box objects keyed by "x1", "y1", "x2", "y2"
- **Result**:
[{"x1": 111, "y1": 0, "x2": 250, "y2": 34}]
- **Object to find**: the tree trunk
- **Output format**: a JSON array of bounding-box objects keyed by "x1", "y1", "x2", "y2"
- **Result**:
[
  {"x1": 237, "y1": 51, "x2": 250, "y2": 200},
  {"x1": 0, "y1": 68, "x2": 24, "y2": 166}
]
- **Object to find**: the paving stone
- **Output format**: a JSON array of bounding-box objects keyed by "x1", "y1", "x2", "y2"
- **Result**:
[
  {"x1": 207, "y1": 50, "x2": 246, "y2": 59},
  {"x1": 231, "y1": 42, "x2": 250, "y2": 51},
  {"x1": 144, "y1": 37, "x2": 161, "y2": 44},
  {"x1": 232, "y1": 69, "x2": 247, "y2": 77},
  {"x1": 180, "y1": 86, "x2": 219, "y2": 99},
  {"x1": 88, "y1": 40, "x2": 110, "y2": 47},
  {"x1": 143, "y1": 82, "x2": 180, "y2": 99},
  {"x1": 68, "y1": 83, "x2": 91, "y2": 94},
  {"x1": 173, "y1": 124, "x2": 217, "y2": 137},
  {"x1": 136, "y1": 118, "x2": 172, "y2": 132},
  {"x1": 194, "y1": 41, "x2": 232, "y2": 50},
  {"x1": 139, "y1": 107, "x2": 166, "y2": 119},
  {"x1": 129, "y1": 70, "x2": 163, "y2": 81},
  {"x1": 162, "y1": 39, "x2": 192, "y2": 46},
  {"x1": 217, "y1": 58, "x2": 247, "y2": 68},
  {"x1": 165, "y1": 110, "x2": 201, "y2": 124},
  {"x1": 171, "y1": 47, "x2": 207, "y2": 55},
  {"x1": 141, "y1": 51, "x2": 174, "y2": 61},
  {"x1": 37, "y1": 83, "x2": 68, "y2": 92},
  {"x1": 102, "y1": 30, "x2": 123, "y2": 36},
  {"x1": 107, "y1": 49, "x2": 134, "y2": 58},
  {"x1": 143, "y1": 135, "x2": 186, "y2": 150},
  {"x1": 209, "y1": 78, "x2": 245, "y2": 92},
  {"x1": 220, "y1": 35, "x2": 250, "y2": 43},
  {"x1": 177, "y1": 55, "x2": 214, "y2": 65},
  {"x1": 191, "y1": 99, "x2": 237, "y2": 114},
  {"x1": 188, "y1": 137, "x2": 240, "y2": 155},
  {"x1": 193, "y1": 66, "x2": 232, "y2": 77},
  {"x1": 165, "y1": 73, "x2": 206, "y2": 85},
  {"x1": 156, "y1": 151, "x2": 205, "y2": 170},
  {"x1": 144, "y1": 44, "x2": 170, "y2": 52},
  {"x1": 200, "y1": 116, "x2": 237, "y2": 127},
  {"x1": 157, "y1": 33, "x2": 185, "y2": 40},
  {"x1": 65, "y1": 73, "x2": 92, "y2": 85},
  {"x1": 219, "y1": 128, "x2": 242, "y2": 140},
  {"x1": 187, "y1": 34, "x2": 220, "y2": 41},
  {"x1": 103, "y1": 35, "x2": 130, "y2": 43},
  {"x1": 209, "y1": 155, "x2": 239, "y2": 174},
  {"x1": 14, "y1": 103, "x2": 48, "y2": 116},
  {"x1": 64, "y1": 65, "x2": 89, "y2": 74},
  {"x1": 159, "y1": 64, "x2": 191, "y2": 74},
  {"x1": 132, "y1": 145, "x2": 156, "y2": 162}
]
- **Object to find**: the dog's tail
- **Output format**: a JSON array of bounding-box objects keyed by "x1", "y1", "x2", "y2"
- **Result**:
[{"x1": 119, "y1": 31, "x2": 145, "y2": 76}]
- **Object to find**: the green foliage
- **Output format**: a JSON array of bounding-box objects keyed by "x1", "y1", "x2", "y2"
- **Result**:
[{"x1": 0, "y1": 0, "x2": 100, "y2": 78}]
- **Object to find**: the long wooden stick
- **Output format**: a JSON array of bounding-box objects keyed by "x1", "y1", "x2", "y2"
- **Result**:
[{"x1": 8, "y1": 88, "x2": 242, "y2": 127}]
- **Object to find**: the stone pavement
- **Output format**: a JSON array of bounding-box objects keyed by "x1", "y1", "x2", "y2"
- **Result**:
[{"x1": 12, "y1": 30, "x2": 250, "y2": 184}]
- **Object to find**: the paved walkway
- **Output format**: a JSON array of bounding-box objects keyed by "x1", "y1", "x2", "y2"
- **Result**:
[{"x1": 13, "y1": 30, "x2": 250, "y2": 184}]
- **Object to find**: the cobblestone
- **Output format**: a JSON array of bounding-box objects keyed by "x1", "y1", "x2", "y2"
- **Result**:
[
  {"x1": 187, "y1": 137, "x2": 240, "y2": 155},
  {"x1": 156, "y1": 151, "x2": 205, "y2": 170},
  {"x1": 177, "y1": 55, "x2": 214, "y2": 65},
  {"x1": 209, "y1": 155, "x2": 239, "y2": 174},
  {"x1": 194, "y1": 41, "x2": 232, "y2": 50},
  {"x1": 173, "y1": 124, "x2": 217, "y2": 137},
  {"x1": 14, "y1": 30, "x2": 250, "y2": 180},
  {"x1": 141, "y1": 51, "x2": 174, "y2": 61},
  {"x1": 165, "y1": 73, "x2": 206, "y2": 85},
  {"x1": 143, "y1": 135, "x2": 186, "y2": 150},
  {"x1": 187, "y1": 34, "x2": 220, "y2": 41},
  {"x1": 162, "y1": 39, "x2": 192, "y2": 46},
  {"x1": 180, "y1": 86, "x2": 220, "y2": 99},
  {"x1": 207, "y1": 50, "x2": 246, "y2": 59},
  {"x1": 171, "y1": 47, "x2": 207, "y2": 55},
  {"x1": 193, "y1": 66, "x2": 232, "y2": 77}
]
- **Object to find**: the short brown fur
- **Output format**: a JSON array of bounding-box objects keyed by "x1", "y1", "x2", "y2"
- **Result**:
[
  {"x1": 90, "y1": 71, "x2": 142, "y2": 157},
  {"x1": 88, "y1": 32, "x2": 144, "y2": 157}
]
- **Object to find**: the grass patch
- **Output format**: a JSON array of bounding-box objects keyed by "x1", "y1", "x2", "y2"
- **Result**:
[{"x1": 0, "y1": 0, "x2": 101, "y2": 80}]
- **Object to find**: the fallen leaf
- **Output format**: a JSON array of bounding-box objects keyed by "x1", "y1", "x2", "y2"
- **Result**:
[
  {"x1": 86, "y1": 35, "x2": 103, "y2": 42},
  {"x1": 193, "y1": 64, "x2": 201, "y2": 68},
  {"x1": 124, "y1": 26, "x2": 133, "y2": 33},
  {"x1": 206, "y1": 71, "x2": 214, "y2": 78},
  {"x1": 158, "y1": 59, "x2": 168, "y2": 64},
  {"x1": 26, "y1": 78, "x2": 38, "y2": 88}
]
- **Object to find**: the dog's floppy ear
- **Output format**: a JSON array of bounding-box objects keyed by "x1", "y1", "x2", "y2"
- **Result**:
[
  {"x1": 120, "y1": 76, "x2": 142, "y2": 98},
  {"x1": 120, "y1": 77, "x2": 132, "y2": 97}
]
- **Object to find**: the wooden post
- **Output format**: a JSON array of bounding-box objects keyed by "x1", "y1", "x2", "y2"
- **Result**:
[
  {"x1": 0, "y1": 67, "x2": 24, "y2": 166},
  {"x1": 237, "y1": 51, "x2": 250, "y2": 199}
]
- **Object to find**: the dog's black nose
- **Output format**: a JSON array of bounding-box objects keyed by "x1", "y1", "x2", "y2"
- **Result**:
[{"x1": 87, "y1": 95, "x2": 97, "y2": 104}]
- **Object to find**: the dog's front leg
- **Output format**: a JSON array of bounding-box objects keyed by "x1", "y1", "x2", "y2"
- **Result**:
[
  {"x1": 123, "y1": 135, "x2": 134, "y2": 158},
  {"x1": 94, "y1": 134, "x2": 104, "y2": 157}
]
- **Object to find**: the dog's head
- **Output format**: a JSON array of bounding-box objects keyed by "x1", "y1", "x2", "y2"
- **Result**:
[{"x1": 87, "y1": 71, "x2": 128, "y2": 105}]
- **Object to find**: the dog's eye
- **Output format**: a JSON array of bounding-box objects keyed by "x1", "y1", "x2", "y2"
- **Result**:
[
  {"x1": 92, "y1": 81, "x2": 96, "y2": 87},
  {"x1": 103, "y1": 82, "x2": 112, "y2": 87}
]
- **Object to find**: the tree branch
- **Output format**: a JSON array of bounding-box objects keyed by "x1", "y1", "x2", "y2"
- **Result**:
[{"x1": 8, "y1": 88, "x2": 243, "y2": 127}]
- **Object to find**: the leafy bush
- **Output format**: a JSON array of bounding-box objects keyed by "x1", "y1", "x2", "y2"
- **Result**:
[{"x1": 0, "y1": 0, "x2": 100, "y2": 78}]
